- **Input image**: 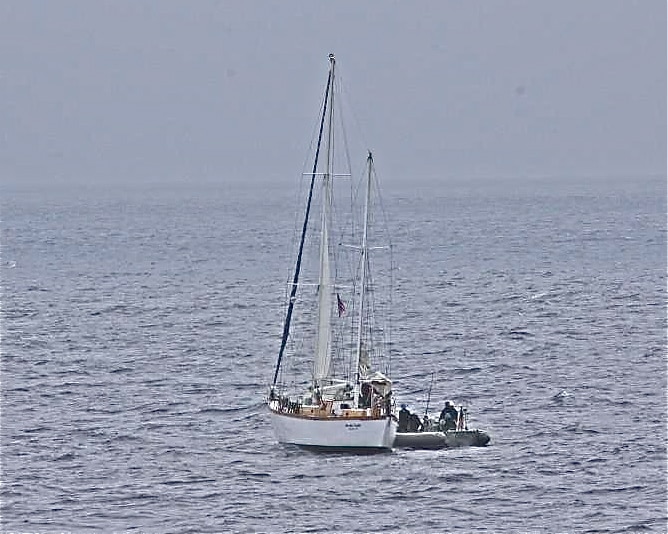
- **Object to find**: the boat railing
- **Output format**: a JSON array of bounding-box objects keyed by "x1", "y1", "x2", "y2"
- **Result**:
[{"x1": 270, "y1": 394, "x2": 388, "y2": 419}]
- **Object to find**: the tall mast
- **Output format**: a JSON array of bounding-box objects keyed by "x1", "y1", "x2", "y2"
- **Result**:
[
  {"x1": 313, "y1": 54, "x2": 336, "y2": 387},
  {"x1": 353, "y1": 151, "x2": 373, "y2": 408},
  {"x1": 272, "y1": 54, "x2": 333, "y2": 388}
]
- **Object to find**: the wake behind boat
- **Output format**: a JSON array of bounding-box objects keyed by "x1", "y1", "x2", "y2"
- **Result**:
[{"x1": 268, "y1": 54, "x2": 397, "y2": 451}]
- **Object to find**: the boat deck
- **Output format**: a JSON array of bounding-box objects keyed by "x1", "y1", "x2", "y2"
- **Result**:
[{"x1": 269, "y1": 399, "x2": 387, "y2": 420}]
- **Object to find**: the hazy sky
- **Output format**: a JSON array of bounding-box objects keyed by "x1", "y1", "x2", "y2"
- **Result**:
[{"x1": 1, "y1": 0, "x2": 665, "y2": 186}]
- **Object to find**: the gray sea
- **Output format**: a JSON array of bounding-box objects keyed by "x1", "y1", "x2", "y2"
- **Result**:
[{"x1": 1, "y1": 175, "x2": 666, "y2": 533}]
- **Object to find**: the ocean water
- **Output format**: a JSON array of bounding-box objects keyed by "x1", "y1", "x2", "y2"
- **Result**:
[{"x1": 1, "y1": 175, "x2": 666, "y2": 533}]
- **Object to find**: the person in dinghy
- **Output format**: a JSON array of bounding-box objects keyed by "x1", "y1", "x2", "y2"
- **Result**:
[{"x1": 439, "y1": 400, "x2": 461, "y2": 431}]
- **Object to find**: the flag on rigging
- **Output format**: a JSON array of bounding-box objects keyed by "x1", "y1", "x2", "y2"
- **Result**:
[{"x1": 336, "y1": 293, "x2": 346, "y2": 317}]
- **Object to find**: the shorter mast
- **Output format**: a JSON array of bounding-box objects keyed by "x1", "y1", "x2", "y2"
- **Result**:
[{"x1": 353, "y1": 151, "x2": 373, "y2": 408}]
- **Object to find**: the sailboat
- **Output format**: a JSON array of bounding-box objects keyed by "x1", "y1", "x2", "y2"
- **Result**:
[{"x1": 268, "y1": 54, "x2": 397, "y2": 451}]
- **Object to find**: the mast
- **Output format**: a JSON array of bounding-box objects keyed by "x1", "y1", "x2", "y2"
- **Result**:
[
  {"x1": 313, "y1": 54, "x2": 336, "y2": 388},
  {"x1": 353, "y1": 151, "x2": 373, "y2": 408},
  {"x1": 272, "y1": 55, "x2": 334, "y2": 388}
]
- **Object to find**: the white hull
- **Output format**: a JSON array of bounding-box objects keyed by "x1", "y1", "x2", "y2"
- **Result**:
[{"x1": 269, "y1": 409, "x2": 397, "y2": 450}]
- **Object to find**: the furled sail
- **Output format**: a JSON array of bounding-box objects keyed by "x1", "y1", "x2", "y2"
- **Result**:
[{"x1": 313, "y1": 175, "x2": 333, "y2": 382}]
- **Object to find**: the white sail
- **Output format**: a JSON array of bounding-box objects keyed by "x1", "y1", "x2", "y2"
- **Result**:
[
  {"x1": 314, "y1": 175, "x2": 332, "y2": 382},
  {"x1": 314, "y1": 54, "x2": 336, "y2": 385}
]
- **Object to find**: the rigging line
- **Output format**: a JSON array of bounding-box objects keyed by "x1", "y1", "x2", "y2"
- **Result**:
[
  {"x1": 273, "y1": 58, "x2": 334, "y2": 387},
  {"x1": 369, "y1": 161, "x2": 395, "y2": 375},
  {"x1": 335, "y1": 72, "x2": 368, "y2": 259},
  {"x1": 285, "y1": 74, "x2": 335, "y2": 301},
  {"x1": 283, "y1": 104, "x2": 324, "y2": 316},
  {"x1": 334, "y1": 75, "x2": 354, "y2": 195},
  {"x1": 338, "y1": 72, "x2": 375, "y2": 175},
  {"x1": 347, "y1": 156, "x2": 369, "y2": 260}
]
